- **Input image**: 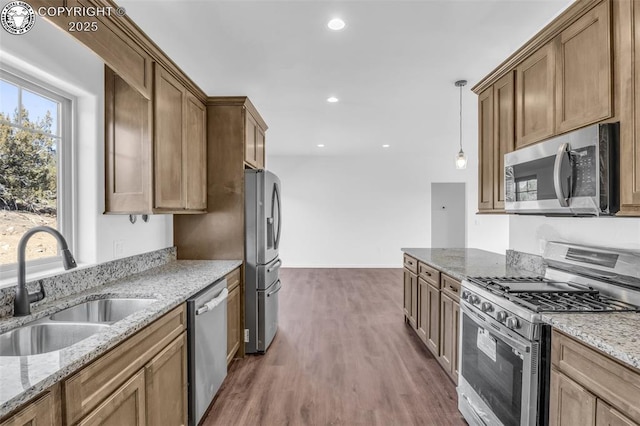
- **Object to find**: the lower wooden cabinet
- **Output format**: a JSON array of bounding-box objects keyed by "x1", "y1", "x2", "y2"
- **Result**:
[
  {"x1": 550, "y1": 330, "x2": 640, "y2": 425},
  {"x1": 0, "y1": 385, "x2": 61, "y2": 426},
  {"x1": 78, "y1": 370, "x2": 147, "y2": 426},
  {"x1": 403, "y1": 267, "x2": 418, "y2": 329},
  {"x1": 402, "y1": 255, "x2": 460, "y2": 384},
  {"x1": 226, "y1": 267, "x2": 242, "y2": 365}
]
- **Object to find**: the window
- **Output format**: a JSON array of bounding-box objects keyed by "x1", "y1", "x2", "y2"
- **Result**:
[{"x1": 0, "y1": 69, "x2": 73, "y2": 276}]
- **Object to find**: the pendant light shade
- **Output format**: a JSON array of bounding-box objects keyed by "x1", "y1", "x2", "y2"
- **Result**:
[{"x1": 455, "y1": 79, "x2": 468, "y2": 170}]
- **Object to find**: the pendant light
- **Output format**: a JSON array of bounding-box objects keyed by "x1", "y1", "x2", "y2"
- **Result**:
[{"x1": 455, "y1": 79, "x2": 468, "y2": 169}]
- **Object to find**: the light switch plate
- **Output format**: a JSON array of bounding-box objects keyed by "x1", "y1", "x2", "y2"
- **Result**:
[{"x1": 244, "y1": 329, "x2": 250, "y2": 343}]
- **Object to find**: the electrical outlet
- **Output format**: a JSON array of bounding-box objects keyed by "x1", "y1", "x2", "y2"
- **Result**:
[
  {"x1": 244, "y1": 329, "x2": 250, "y2": 343},
  {"x1": 113, "y1": 240, "x2": 124, "y2": 258}
]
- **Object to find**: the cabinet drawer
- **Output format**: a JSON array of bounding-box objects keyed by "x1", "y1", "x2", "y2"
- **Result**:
[
  {"x1": 226, "y1": 267, "x2": 241, "y2": 292},
  {"x1": 64, "y1": 305, "x2": 186, "y2": 424},
  {"x1": 441, "y1": 275, "x2": 461, "y2": 301},
  {"x1": 0, "y1": 384, "x2": 60, "y2": 426},
  {"x1": 403, "y1": 254, "x2": 418, "y2": 274},
  {"x1": 552, "y1": 329, "x2": 640, "y2": 424},
  {"x1": 418, "y1": 262, "x2": 440, "y2": 287}
]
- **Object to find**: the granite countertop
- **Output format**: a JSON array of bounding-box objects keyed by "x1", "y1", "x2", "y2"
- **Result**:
[
  {"x1": 401, "y1": 248, "x2": 535, "y2": 281},
  {"x1": 402, "y1": 248, "x2": 640, "y2": 372},
  {"x1": 543, "y1": 312, "x2": 640, "y2": 370},
  {"x1": 0, "y1": 259, "x2": 242, "y2": 418}
]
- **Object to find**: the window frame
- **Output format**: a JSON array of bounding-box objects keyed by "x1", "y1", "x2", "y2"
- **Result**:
[{"x1": 0, "y1": 68, "x2": 76, "y2": 280}]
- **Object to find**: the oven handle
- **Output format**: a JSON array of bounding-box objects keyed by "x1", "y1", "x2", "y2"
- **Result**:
[
  {"x1": 553, "y1": 142, "x2": 571, "y2": 207},
  {"x1": 461, "y1": 303, "x2": 531, "y2": 354}
]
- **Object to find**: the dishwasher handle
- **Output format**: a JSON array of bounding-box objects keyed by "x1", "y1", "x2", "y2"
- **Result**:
[{"x1": 196, "y1": 288, "x2": 228, "y2": 315}]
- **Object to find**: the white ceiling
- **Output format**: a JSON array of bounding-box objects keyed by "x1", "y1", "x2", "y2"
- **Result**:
[{"x1": 118, "y1": 0, "x2": 573, "y2": 156}]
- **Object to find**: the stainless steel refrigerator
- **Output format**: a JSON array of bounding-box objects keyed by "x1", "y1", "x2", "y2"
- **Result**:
[{"x1": 245, "y1": 169, "x2": 282, "y2": 353}]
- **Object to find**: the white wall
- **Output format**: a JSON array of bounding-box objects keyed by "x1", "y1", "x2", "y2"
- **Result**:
[
  {"x1": 0, "y1": 19, "x2": 173, "y2": 267},
  {"x1": 509, "y1": 215, "x2": 640, "y2": 255}
]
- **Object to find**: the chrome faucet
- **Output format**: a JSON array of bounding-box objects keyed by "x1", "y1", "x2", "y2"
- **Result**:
[{"x1": 14, "y1": 226, "x2": 77, "y2": 316}]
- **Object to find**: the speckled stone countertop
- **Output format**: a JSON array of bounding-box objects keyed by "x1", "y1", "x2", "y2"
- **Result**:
[
  {"x1": 402, "y1": 248, "x2": 640, "y2": 372},
  {"x1": 0, "y1": 259, "x2": 242, "y2": 418},
  {"x1": 543, "y1": 313, "x2": 640, "y2": 370},
  {"x1": 401, "y1": 248, "x2": 536, "y2": 281}
]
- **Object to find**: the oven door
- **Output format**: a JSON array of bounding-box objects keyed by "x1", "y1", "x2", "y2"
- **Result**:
[{"x1": 457, "y1": 303, "x2": 539, "y2": 426}]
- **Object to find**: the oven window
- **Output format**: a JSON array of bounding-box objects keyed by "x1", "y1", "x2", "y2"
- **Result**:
[{"x1": 461, "y1": 313, "x2": 523, "y2": 426}]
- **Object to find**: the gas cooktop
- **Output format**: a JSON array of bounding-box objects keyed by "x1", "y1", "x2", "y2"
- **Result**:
[{"x1": 466, "y1": 276, "x2": 640, "y2": 313}]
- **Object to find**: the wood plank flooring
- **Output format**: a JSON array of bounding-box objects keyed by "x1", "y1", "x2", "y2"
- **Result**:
[{"x1": 202, "y1": 268, "x2": 466, "y2": 426}]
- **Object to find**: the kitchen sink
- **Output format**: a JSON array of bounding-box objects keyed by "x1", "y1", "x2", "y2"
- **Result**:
[
  {"x1": 49, "y1": 298, "x2": 158, "y2": 324},
  {"x1": 0, "y1": 323, "x2": 110, "y2": 356}
]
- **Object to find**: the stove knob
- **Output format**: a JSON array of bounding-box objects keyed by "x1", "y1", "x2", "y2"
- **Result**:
[
  {"x1": 481, "y1": 302, "x2": 494, "y2": 313},
  {"x1": 506, "y1": 317, "x2": 520, "y2": 330},
  {"x1": 461, "y1": 291, "x2": 470, "y2": 301},
  {"x1": 496, "y1": 311, "x2": 508, "y2": 322},
  {"x1": 470, "y1": 295, "x2": 480, "y2": 305}
]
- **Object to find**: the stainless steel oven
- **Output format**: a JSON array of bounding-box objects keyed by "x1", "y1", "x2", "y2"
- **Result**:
[
  {"x1": 458, "y1": 300, "x2": 546, "y2": 426},
  {"x1": 504, "y1": 122, "x2": 618, "y2": 216}
]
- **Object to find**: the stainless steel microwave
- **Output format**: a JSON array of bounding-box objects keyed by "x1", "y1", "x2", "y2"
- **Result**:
[{"x1": 504, "y1": 123, "x2": 618, "y2": 216}]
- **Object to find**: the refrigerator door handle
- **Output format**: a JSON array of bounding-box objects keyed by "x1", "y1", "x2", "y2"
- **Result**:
[
  {"x1": 267, "y1": 280, "x2": 282, "y2": 297},
  {"x1": 273, "y1": 183, "x2": 282, "y2": 250},
  {"x1": 267, "y1": 259, "x2": 282, "y2": 273}
]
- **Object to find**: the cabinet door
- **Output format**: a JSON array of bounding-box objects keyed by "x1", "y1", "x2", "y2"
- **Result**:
[
  {"x1": 145, "y1": 334, "x2": 188, "y2": 426},
  {"x1": 154, "y1": 64, "x2": 186, "y2": 210},
  {"x1": 256, "y1": 127, "x2": 266, "y2": 169},
  {"x1": 410, "y1": 271, "x2": 418, "y2": 329},
  {"x1": 451, "y1": 301, "x2": 460, "y2": 383},
  {"x1": 417, "y1": 278, "x2": 429, "y2": 343},
  {"x1": 184, "y1": 92, "x2": 207, "y2": 211},
  {"x1": 438, "y1": 292, "x2": 454, "y2": 375},
  {"x1": 624, "y1": 1, "x2": 640, "y2": 212},
  {"x1": 478, "y1": 86, "x2": 494, "y2": 211},
  {"x1": 244, "y1": 112, "x2": 258, "y2": 168},
  {"x1": 549, "y1": 369, "x2": 597, "y2": 426},
  {"x1": 403, "y1": 269, "x2": 412, "y2": 320},
  {"x1": 426, "y1": 283, "x2": 440, "y2": 356},
  {"x1": 78, "y1": 370, "x2": 146, "y2": 426},
  {"x1": 104, "y1": 66, "x2": 152, "y2": 214},
  {"x1": 596, "y1": 400, "x2": 637, "y2": 426},
  {"x1": 555, "y1": 1, "x2": 611, "y2": 133},
  {"x1": 227, "y1": 283, "x2": 241, "y2": 365},
  {"x1": 0, "y1": 387, "x2": 60, "y2": 426},
  {"x1": 516, "y1": 43, "x2": 556, "y2": 148},
  {"x1": 493, "y1": 72, "x2": 515, "y2": 210}
]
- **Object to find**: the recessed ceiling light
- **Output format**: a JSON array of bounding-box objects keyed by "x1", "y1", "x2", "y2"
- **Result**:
[
  {"x1": 327, "y1": 96, "x2": 339, "y2": 103},
  {"x1": 327, "y1": 18, "x2": 346, "y2": 31},
  {"x1": 317, "y1": 144, "x2": 325, "y2": 148},
  {"x1": 382, "y1": 144, "x2": 390, "y2": 148}
]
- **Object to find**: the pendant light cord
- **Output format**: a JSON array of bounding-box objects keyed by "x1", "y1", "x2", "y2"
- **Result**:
[{"x1": 459, "y1": 84, "x2": 463, "y2": 152}]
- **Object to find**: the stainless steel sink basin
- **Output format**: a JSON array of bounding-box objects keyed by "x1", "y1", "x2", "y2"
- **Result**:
[
  {"x1": 0, "y1": 323, "x2": 110, "y2": 356},
  {"x1": 49, "y1": 298, "x2": 158, "y2": 324}
]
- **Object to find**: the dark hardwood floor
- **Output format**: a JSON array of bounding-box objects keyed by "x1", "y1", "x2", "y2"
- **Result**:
[{"x1": 202, "y1": 268, "x2": 466, "y2": 426}]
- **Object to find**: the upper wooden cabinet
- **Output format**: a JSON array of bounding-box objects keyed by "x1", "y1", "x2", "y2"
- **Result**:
[
  {"x1": 516, "y1": 42, "x2": 556, "y2": 148},
  {"x1": 105, "y1": 65, "x2": 207, "y2": 214},
  {"x1": 478, "y1": 72, "x2": 515, "y2": 212},
  {"x1": 555, "y1": 1, "x2": 612, "y2": 134},
  {"x1": 244, "y1": 108, "x2": 268, "y2": 169}
]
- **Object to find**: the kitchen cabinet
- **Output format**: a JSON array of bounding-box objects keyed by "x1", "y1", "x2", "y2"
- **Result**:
[
  {"x1": 403, "y1": 268, "x2": 418, "y2": 329},
  {"x1": 555, "y1": 1, "x2": 612, "y2": 134},
  {"x1": 78, "y1": 370, "x2": 147, "y2": 426},
  {"x1": 516, "y1": 42, "x2": 556, "y2": 148},
  {"x1": 401, "y1": 255, "x2": 460, "y2": 384},
  {"x1": 226, "y1": 267, "x2": 242, "y2": 365},
  {"x1": 245, "y1": 112, "x2": 267, "y2": 169},
  {"x1": 438, "y1": 274, "x2": 461, "y2": 385},
  {"x1": 0, "y1": 385, "x2": 61, "y2": 426},
  {"x1": 550, "y1": 329, "x2": 640, "y2": 425},
  {"x1": 104, "y1": 66, "x2": 152, "y2": 214},
  {"x1": 154, "y1": 64, "x2": 207, "y2": 212},
  {"x1": 478, "y1": 72, "x2": 515, "y2": 212},
  {"x1": 65, "y1": 305, "x2": 187, "y2": 425},
  {"x1": 104, "y1": 64, "x2": 206, "y2": 214}
]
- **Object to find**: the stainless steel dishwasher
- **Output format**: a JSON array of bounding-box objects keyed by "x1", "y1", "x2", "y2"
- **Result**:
[{"x1": 187, "y1": 278, "x2": 228, "y2": 426}]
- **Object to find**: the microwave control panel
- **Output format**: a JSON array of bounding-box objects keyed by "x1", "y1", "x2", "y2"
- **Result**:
[{"x1": 572, "y1": 146, "x2": 596, "y2": 197}]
